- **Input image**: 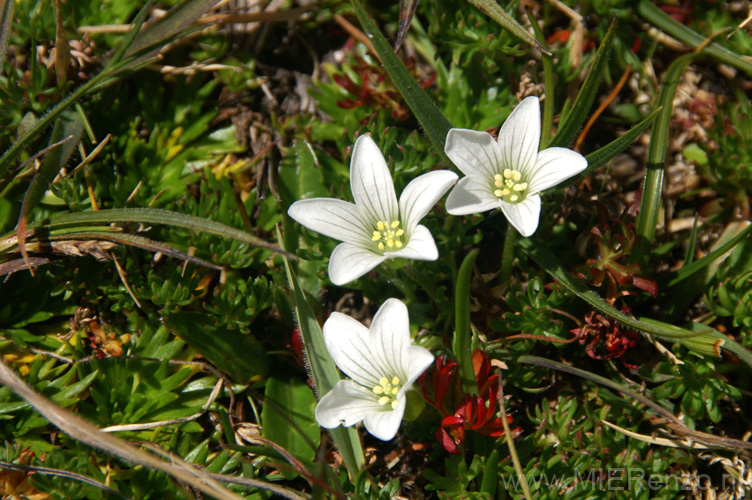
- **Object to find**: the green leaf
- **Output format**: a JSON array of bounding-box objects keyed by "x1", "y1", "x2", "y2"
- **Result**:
[
  {"x1": 453, "y1": 249, "x2": 478, "y2": 396},
  {"x1": 163, "y1": 312, "x2": 270, "y2": 383},
  {"x1": 7, "y1": 207, "x2": 288, "y2": 256},
  {"x1": 637, "y1": 0, "x2": 752, "y2": 76},
  {"x1": 465, "y1": 0, "x2": 549, "y2": 55},
  {"x1": 261, "y1": 375, "x2": 320, "y2": 467},
  {"x1": 16, "y1": 111, "x2": 84, "y2": 272},
  {"x1": 548, "y1": 18, "x2": 618, "y2": 149},
  {"x1": 279, "y1": 228, "x2": 364, "y2": 476},
  {"x1": 632, "y1": 53, "x2": 697, "y2": 268},
  {"x1": 667, "y1": 222, "x2": 752, "y2": 287},
  {"x1": 552, "y1": 106, "x2": 661, "y2": 193},
  {"x1": 350, "y1": 0, "x2": 453, "y2": 156}
]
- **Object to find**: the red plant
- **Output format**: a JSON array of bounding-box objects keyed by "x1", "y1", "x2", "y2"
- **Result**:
[
  {"x1": 420, "y1": 350, "x2": 519, "y2": 454},
  {"x1": 575, "y1": 203, "x2": 657, "y2": 303},
  {"x1": 571, "y1": 307, "x2": 639, "y2": 368},
  {"x1": 332, "y1": 52, "x2": 435, "y2": 123}
]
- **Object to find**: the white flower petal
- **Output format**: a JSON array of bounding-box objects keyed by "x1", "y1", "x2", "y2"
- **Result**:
[
  {"x1": 323, "y1": 311, "x2": 388, "y2": 388},
  {"x1": 328, "y1": 243, "x2": 387, "y2": 286},
  {"x1": 445, "y1": 176, "x2": 499, "y2": 215},
  {"x1": 389, "y1": 225, "x2": 438, "y2": 261},
  {"x1": 363, "y1": 396, "x2": 406, "y2": 440},
  {"x1": 444, "y1": 128, "x2": 502, "y2": 181},
  {"x1": 401, "y1": 346, "x2": 436, "y2": 390},
  {"x1": 315, "y1": 379, "x2": 385, "y2": 428},
  {"x1": 398, "y1": 170, "x2": 458, "y2": 233},
  {"x1": 368, "y1": 298, "x2": 411, "y2": 380},
  {"x1": 497, "y1": 96, "x2": 541, "y2": 176},
  {"x1": 288, "y1": 198, "x2": 373, "y2": 246},
  {"x1": 500, "y1": 195, "x2": 542, "y2": 237},
  {"x1": 350, "y1": 134, "x2": 399, "y2": 223},
  {"x1": 525, "y1": 147, "x2": 588, "y2": 194}
]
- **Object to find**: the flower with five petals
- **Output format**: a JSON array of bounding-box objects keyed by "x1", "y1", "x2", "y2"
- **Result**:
[
  {"x1": 288, "y1": 135, "x2": 457, "y2": 285},
  {"x1": 315, "y1": 298, "x2": 434, "y2": 441},
  {"x1": 444, "y1": 96, "x2": 588, "y2": 237}
]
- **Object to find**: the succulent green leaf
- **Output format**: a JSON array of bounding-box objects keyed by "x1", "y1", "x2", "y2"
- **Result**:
[
  {"x1": 261, "y1": 375, "x2": 320, "y2": 468},
  {"x1": 163, "y1": 312, "x2": 270, "y2": 383}
]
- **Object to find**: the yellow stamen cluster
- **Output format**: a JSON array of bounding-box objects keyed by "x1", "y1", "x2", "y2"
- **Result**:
[
  {"x1": 373, "y1": 376, "x2": 402, "y2": 409},
  {"x1": 493, "y1": 169, "x2": 528, "y2": 203},
  {"x1": 371, "y1": 220, "x2": 405, "y2": 251}
]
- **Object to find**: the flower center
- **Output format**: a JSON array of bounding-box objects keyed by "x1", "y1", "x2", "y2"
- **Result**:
[
  {"x1": 371, "y1": 220, "x2": 405, "y2": 252},
  {"x1": 372, "y1": 376, "x2": 402, "y2": 409},
  {"x1": 493, "y1": 169, "x2": 528, "y2": 204}
]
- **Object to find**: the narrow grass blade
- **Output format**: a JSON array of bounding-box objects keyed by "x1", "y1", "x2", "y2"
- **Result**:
[
  {"x1": 453, "y1": 249, "x2": 478, "y2": 395},
  {"x1": 0, "y1": 360, "x2": 247, "y2": 500},
  {"x1": 548, "y1": 18, "x2": 618, "y2": 149},
  {"x1": 466, "y1": 0, "x2": 549, "y2": 55},
  {"x1": 666, "y1": 222, "x2": 752, "y2": 286},
  {"x1": 527, "y1": 10, "x2": 554, "y2": 143},
  {"x1": 518, "y1": 238, "x2": 713, "y2": 339},
  {"x1": 17, "y1": 112, "x2": 84, "y2": 273},
  {"x1": 350, "y1": 0, "x2": 453, "y2": 157},
  {"x1": 42, "y1": 208, "x2": 290, "y2": 256},
  {"x1": 123, "y1": 0, "x2": 221, "y2": 66},
  {"x1": 637, "y1": 0, "x2": 752, "y2": 76},
  {"x1": 279, "y1": 228, "x2": 364, "y2": 476},
  {"x1": 553, "y1": 106, "x2": 661, "y2": 192},
  {"x1": 632, "y1": 53, "x2": 696, "y2": 268},
  {"x1": 0, "y1": 0, "x2": 14, "y2": 67},
  {"x1": 0, "y1": 0, "x2": 219, "y2": 178}
]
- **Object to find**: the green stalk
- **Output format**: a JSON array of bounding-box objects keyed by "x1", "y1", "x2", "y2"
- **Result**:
[
  {"x1": 454, "y1": 250, "x2": 479, "y2": 395},
  {"x1": 500, "y1": 225, "x2": 517, "y2": 284},
  {"x1": 498, "y1": 372, "x2": 533, "y2": 500},
  {"x1": 632, "y1": 53, "x2": 696, "y2": 268}
]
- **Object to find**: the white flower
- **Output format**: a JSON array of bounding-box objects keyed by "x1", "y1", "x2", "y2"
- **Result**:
[
  {"x1": 315, "y1": 298, "x2": 434, "y2": 441},
  {"x1": 288, "y1": 134, "x2": 457, "y2": 285},
  {"x1": 444, "y1": 96, "x2": 587, "y2": 237}
]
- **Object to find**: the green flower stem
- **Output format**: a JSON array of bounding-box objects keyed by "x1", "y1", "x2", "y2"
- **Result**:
[
  {"x1": 402, "y1": 265, "x2": 438, "y2": 301},
  {"x1": 454, "y1": 250, "x2": 479, "y2": 395},
  {"x1": 500, "y1": 225, "x2": 518, "y2": 284},
  {"x1": 498, "y1": 371, "x2": 533, "y2": 500},
  {"x1": 378, "y1": 266, "x2": 418, "y2": 303}
]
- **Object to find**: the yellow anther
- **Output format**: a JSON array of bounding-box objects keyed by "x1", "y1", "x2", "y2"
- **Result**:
[
  {"x1": 512, "y1": 171, "x2": 521, "y2": 182},
  {"x1": 373, "y1": 220, "x2": 405, "y2": 252},
  {"x1": 373, "y1": 385, "x2": 384, "y2": 394},
  {"x1": 378, "y1": 396, "x2": 391, "y2": 406},
  {"x1": 510, "y1": 194, "x2": 519, "y2": 202},
  {"x1": 392, "y1": 377, "x2": 400, "y2": 385},
  {"x1": 513, "y1": 183, "x2": 527, "y2": 191},
  {"x1": 494, "y1": 189, "x2": 504, "y2": 197},
  {"x1": 380, "y1": 377, "x2": 389, "y2": 386},
  {"x1": 503, "y1": 168, "x2": 513, "y2": 179},
  {"x1": 391, "y1": 400, "x2": 399, "y2": 409}
]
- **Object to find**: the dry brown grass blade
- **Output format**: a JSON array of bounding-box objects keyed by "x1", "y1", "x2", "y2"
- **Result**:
[
  {"x1": 575, "y1": 64, "x2": 632, "y2": 151},
  {"x1": 0, "y1": 359, "x2": 249, "y2": 500}
]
